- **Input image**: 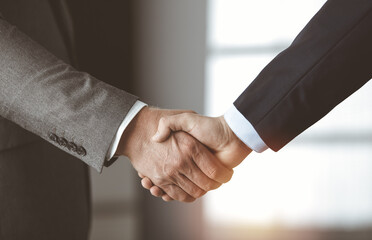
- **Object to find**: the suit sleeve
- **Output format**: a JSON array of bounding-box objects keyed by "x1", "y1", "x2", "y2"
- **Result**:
[
  {"x1": 234, "y1": 0, "x2": 372, "y2": 151},
  {"x1": 0, "y1": 18, "x2": 138, "y2": 172}
]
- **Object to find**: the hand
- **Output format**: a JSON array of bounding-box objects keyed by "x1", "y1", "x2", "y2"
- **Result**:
[
  {"x1": 115, "y1": 107, "x2": 234, "y2": 202},
  {"x1": 153, "y1": 113, "x2": 252, "y2": 168},
  {"x1": 140, "y1": 112, "x2": 251, "y2": 201}
]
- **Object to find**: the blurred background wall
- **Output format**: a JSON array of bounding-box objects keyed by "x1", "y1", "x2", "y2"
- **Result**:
[
  {"x1": 66, "y1": 0, "x2": 372, "y2": 240},
  {"x1": 130, "y1": 1, "x2": 207, "y2": 240},
  {"x1": 204, "y1": 1, "x2": 372, "y2": 239}
]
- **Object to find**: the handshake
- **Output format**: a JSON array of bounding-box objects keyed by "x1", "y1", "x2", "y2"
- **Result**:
[{"x1": 116, "y1": 107, "x2": 252, "y2": 202}]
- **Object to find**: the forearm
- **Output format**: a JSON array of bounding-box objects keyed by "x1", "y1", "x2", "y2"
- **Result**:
[
  {"x1": 234, "y1": 0, "x2": 372, "y2": 151},
  {"x1": 0, "y1": 18, "x2": 138, "y2": 172}
]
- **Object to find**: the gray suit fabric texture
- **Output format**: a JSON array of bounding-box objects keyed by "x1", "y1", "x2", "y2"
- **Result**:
[{"x1": 0, "y1": 0, "x2": 138, "y2": 239}]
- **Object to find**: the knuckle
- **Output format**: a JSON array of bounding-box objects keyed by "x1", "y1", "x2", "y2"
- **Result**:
[
  {"x1": 166, "y1": 159, "x2": 187, "y2": 176},
  {"x1": 182, "y1": 137, "x2": 197, "y2": 153},
  {"x1": 180, "y1": 195, "x2": 187, "y2": 202},
  {"x1": 154, "y1": 176, "x2": 163, "y2": 184},
  {"x1": 164, "y1": 162, "x2": 187, "y2": 180},
  {"x1": 184, "y1": 110, "x2": 197, "y2": 114},
  {"x1": 182, "y1": 165, "x2": 193, "y2": 177},
  {"x1": 207, "y1": 167, "x2": 218, "y2": 180},
  {"x1": 185, "y1": 197, "x2": 196, "y2": 203},
  {"x1": 152, "y1": 174, "x2": 165, "y2": 185},
  {"x1": 172, "y1": 157, "x2": 182, "y2": 168},
  {"x1": 164, "y1": 167, "x2": 177, "y2": 178},
  {"x1": 226, "y1": 169, "x2": 234, "y2": 181},
  {"x1": 205, "y1": 181, "x2": 221, "y2": 191},
  {"x1": 193, "y1": 189, "x2": 206, "y2": 199},
  {"x1": 180, "y1": 194, "x2": 191, "y2": 202},
  {"x1": 159, "y1": 116, "x2": 169, "y2": 126},
  {"x1": 176, "y1": 158, "x2": 189, "y2": 170},
  {"x1": 211, "y1": 181, "x2": 222, "y2": 190},
  {"x1": 153, "y1": 175, "x2": 170, "y2": 187},
  {"x1": 181, "y1": 112, "x2": 192, "y2": 119}
]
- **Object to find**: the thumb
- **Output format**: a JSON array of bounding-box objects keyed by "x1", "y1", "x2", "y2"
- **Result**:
[
  {"x1": 152, "y1": 123, "x2": 172, "y2": 142},
  {"x1": 152, "y1": 113, "x2": 195, "y2": 142}
]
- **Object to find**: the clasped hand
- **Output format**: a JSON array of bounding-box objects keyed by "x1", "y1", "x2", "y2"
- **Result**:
[{"x1": 116, "y1": 107, "x2": 251, "y2": 202}]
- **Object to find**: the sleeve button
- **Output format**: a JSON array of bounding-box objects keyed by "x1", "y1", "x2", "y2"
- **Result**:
[
  {"x1": 57, "y1": 137, "x2": 68, "y2": 147},
  {"x1": 48, "y1": 133, "x2": 58, "y2": 142},
  {"x1": 67, "y1": 142, "x2": 78, "y2": 152},
  {"x1": 76, "y1": 146, "x2": 87, "y2": 156}
]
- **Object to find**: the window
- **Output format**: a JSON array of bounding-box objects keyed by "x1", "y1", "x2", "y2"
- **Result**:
[{"x1": 204, "y1": 0, "x2": 372, "y2": 238}]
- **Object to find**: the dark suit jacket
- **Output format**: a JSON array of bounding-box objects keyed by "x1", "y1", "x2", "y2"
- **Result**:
[{"x1": 235, "y1": 0, "x2": 372, "y2": 151}]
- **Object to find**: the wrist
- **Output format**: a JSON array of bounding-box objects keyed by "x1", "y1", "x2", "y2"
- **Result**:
[
  {"x1": 218, "y1": 115, "x2": 252, "y2": 167},
  {"x1": 116, "y1": 107, "x2": 161, "y2": 158}
]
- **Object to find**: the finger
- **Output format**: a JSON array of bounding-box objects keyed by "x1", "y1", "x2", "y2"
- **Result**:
[
  {"x1": 152, "y1": 113, "x2": 195, "y2": 142},
  {"x1": 162, "y1": 195, "x2": 173, "y2": 202},
  {"x1": 150, "y1": 186, "x2": 164, "y2": 197},
  {"x1": 141, "y1": 178, "x2": 154, "y2": 190},
  {"x1": 174, "y1": 173, "x2": 206, "y2": 199},
  {"x1": 138, "y1": 172, "x2": 145, "y2": 178},
  {"x1": 180, "y1": 160, "x2": 222, "y2": 191},
  {"x1": 192, "y1": 143, "x2": 234, "y2": 184},
  {"x1": 161, "y1": 184, "x2": 196, "y2": 203}
]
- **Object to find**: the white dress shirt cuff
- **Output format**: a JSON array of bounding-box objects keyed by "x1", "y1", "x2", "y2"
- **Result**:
[
  {"x1": 224, "y1": 105, "x2": 268, "y2": 153},
  {"x1": 106, "y1": 100, "x2": 148, "y2": 161}
]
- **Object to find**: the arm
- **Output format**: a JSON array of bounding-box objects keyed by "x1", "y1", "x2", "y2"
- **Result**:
[
  {"x1": 154, "y1": 0, "x2": 372, "y2": 156},
  {"x1": 145, "y1": 0, "x2": 372, "y2": 200},
  {"x1": 0, "y1": 18, "x2": 233, "y2": 202},
  {"x1": 234, "y1": 0, "x2": 372, "y2": 151},
  {"x1": 0, "y1": 17, "x2": 138, "y2": 172}
]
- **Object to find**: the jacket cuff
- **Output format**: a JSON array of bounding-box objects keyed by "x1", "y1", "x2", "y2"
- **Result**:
[{"x1": 104, "y1": 100, "x2": 147, "y2": 167}]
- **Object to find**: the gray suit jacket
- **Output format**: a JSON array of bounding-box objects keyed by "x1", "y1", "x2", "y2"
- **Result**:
[
  {"x1": 0, "y1": 1, "x2": 138, "y2": 172},
  {"x1": 0, "y1": 1, "x2": 137, "y2": 238}
]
